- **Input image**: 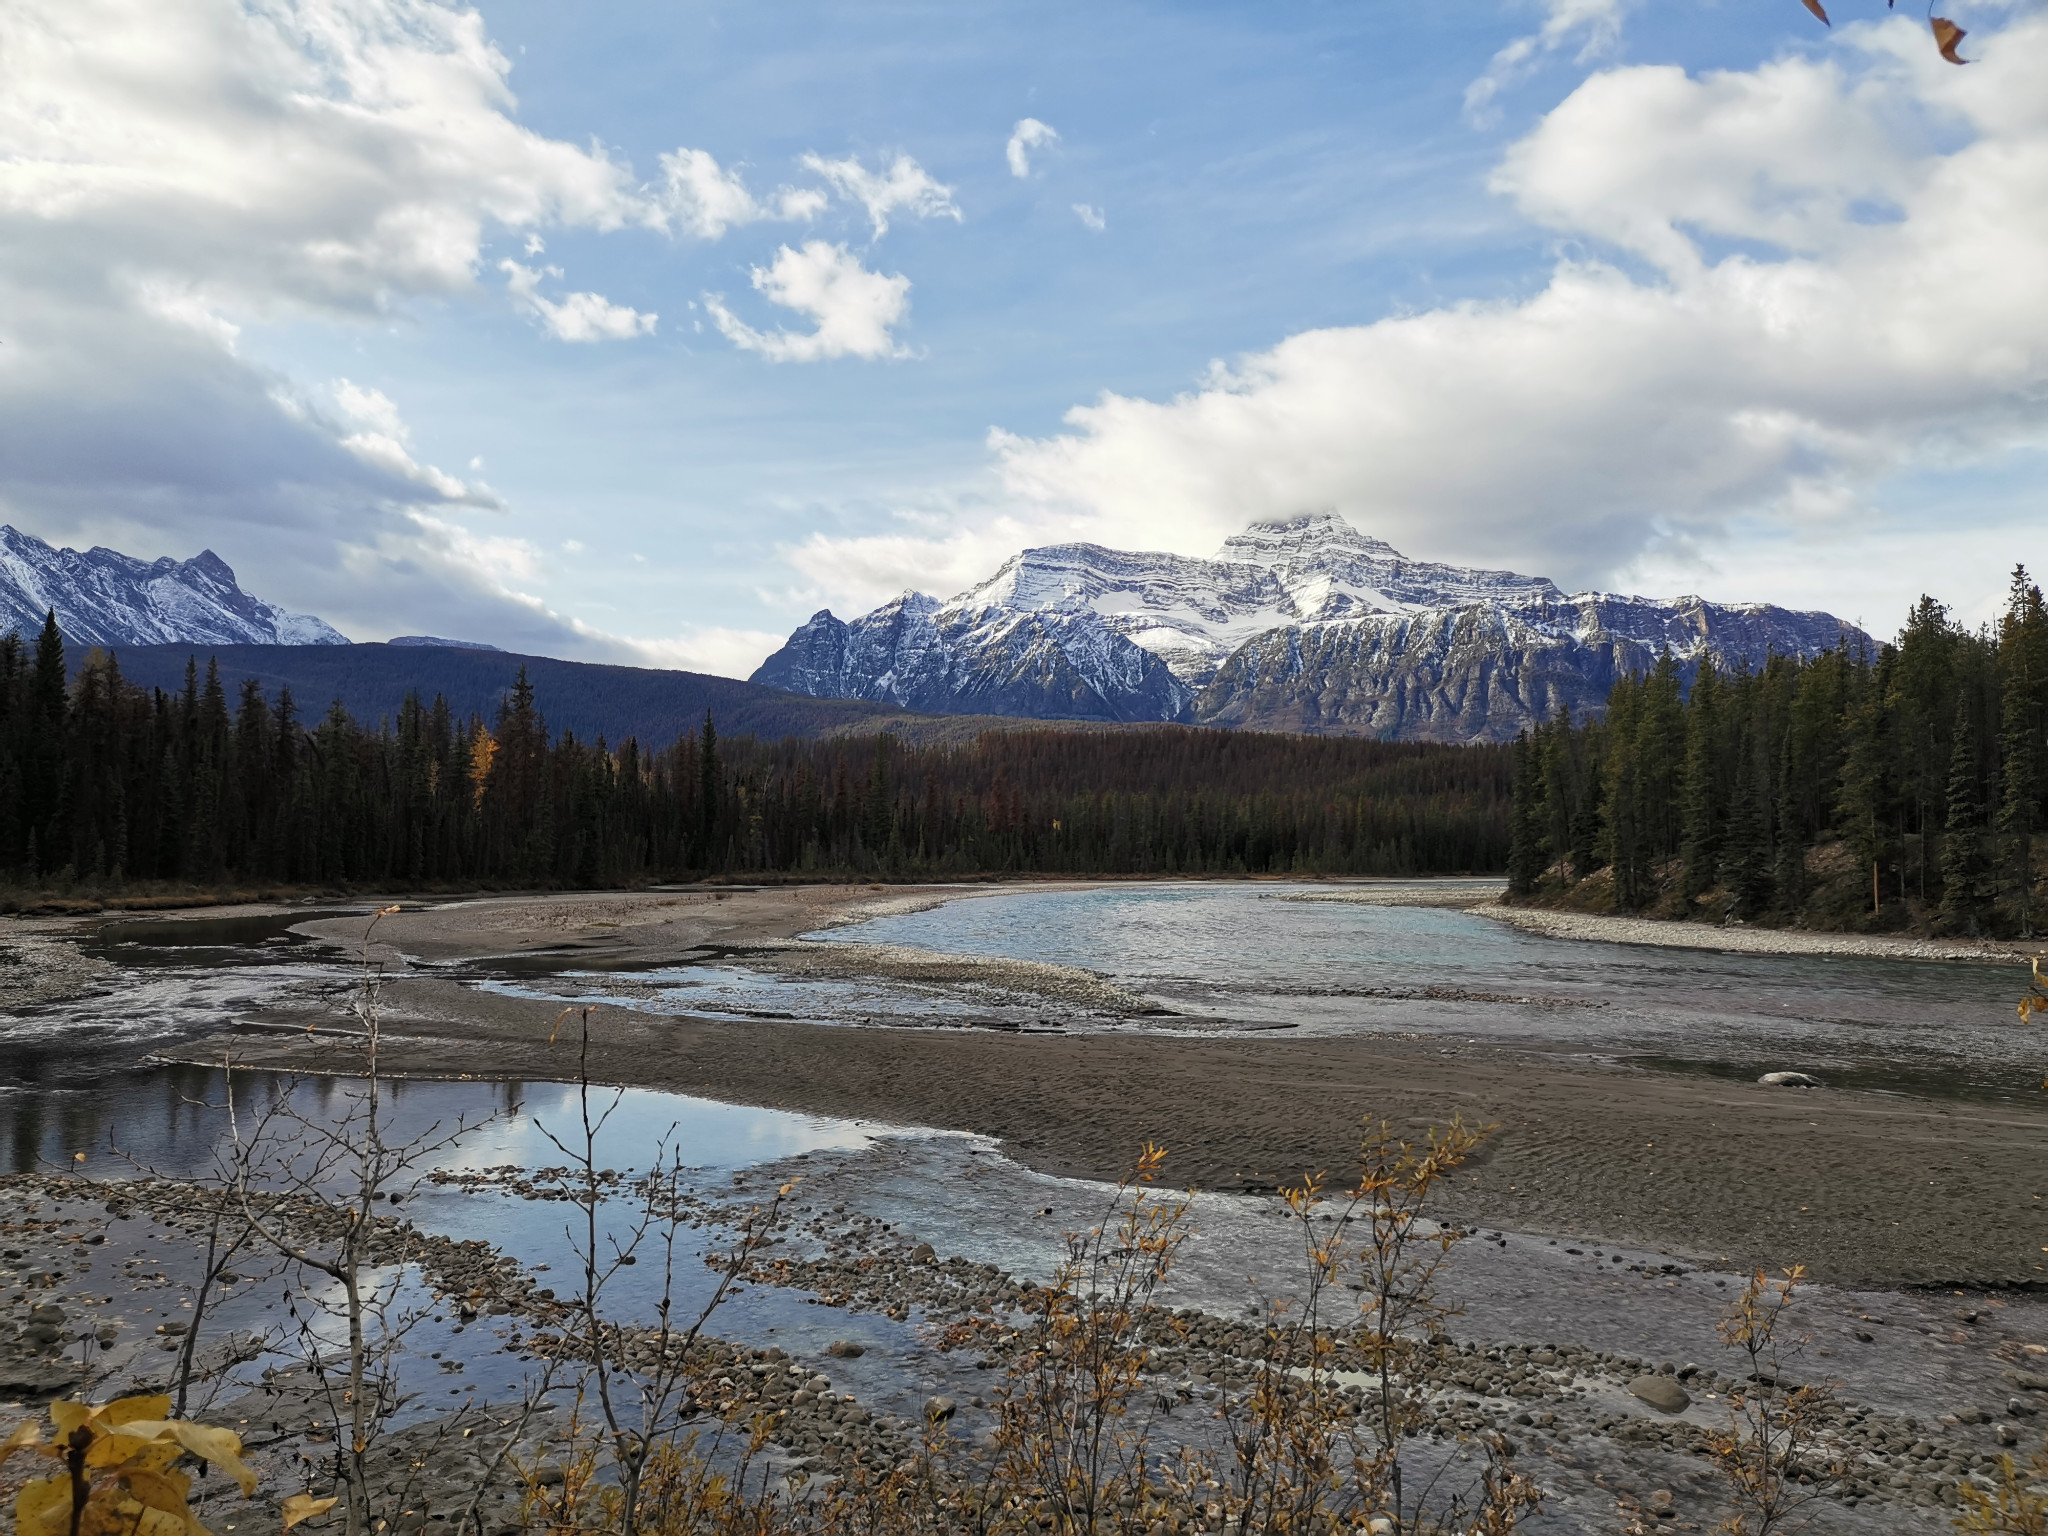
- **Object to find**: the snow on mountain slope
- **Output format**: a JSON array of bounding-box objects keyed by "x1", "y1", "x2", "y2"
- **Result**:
[
  {"x1": 0, "y1": 525, "x2": 349, "y2": 648},
  {"x1": 754, "y1": 512, "x2": 1865, "y2": 739}
]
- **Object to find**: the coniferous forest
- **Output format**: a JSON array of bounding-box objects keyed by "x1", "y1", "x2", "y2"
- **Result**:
[
  {"x1": 0, "y1": 617, "x2": 1510, "y2": 899},
  {"x1": 1507, "y1": 568, "x2": 2048, "y2": 935}
]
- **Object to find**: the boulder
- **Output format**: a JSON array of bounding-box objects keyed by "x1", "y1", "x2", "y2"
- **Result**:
[{"x1": 1629, "y1": 1375, "x2": 1691, "y2": 1414}]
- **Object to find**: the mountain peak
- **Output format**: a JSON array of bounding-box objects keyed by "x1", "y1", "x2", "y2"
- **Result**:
[
  {"x1": 1216, "y1": 511, "x2": 1396, "y2": 565},
  {"x1": 0, "y1": 524, "x2": 349, "y2": 648},
  {"x1": 753, "y1": 518, "x2": 1864, "y2": 741}
]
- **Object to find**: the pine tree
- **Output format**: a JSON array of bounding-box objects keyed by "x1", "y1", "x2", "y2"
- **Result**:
[
  {"x1": 1939, "y1": 706, "x2": 1989, "y2": 931},
  {"x1": 696, "y1": 711, "x2": 721, "y2": 870},
  {"x1": 1678, "y1": 660, "x2": 1722, "y2": 904},
  {"x1": 1996, "y1": 568, "x2": 2047, "y2": 936},
  {"x1": 1722, "y1": 732, "x2": 1773, "y2": 919},
  {"x1": 22, "y1": 612, "x2": 67, "y2": 873},
  {"x1": 1506, "y1": 730, "x2": 1546, "y2": 896},
  {"x1": 1771, "y1": 729, "x2": 1806, "y2": 919}
]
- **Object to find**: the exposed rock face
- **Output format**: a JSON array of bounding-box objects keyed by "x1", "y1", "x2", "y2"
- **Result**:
[
  {"x1": 753, "y1": 592, "x2": 1193, "y2": 723},
  {"x1": 1192, "y1": 592, "x2": 1856, "y2": 741},
  {"x1": 754, "y1": 513, "x2": 1863, "y2": 739},
  {"x1": 0, "y1": 525, "x2": 348, "y2": 647}
]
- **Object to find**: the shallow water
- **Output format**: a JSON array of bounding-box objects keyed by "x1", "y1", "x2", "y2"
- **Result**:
[{"x1": 820, "y1": 882, "x2": 2040, "y2": 1100}]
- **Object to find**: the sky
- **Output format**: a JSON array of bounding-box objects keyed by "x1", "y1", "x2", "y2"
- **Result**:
[{"x1": 1, "y1": 0, "x2": 2044, "y2": 674}]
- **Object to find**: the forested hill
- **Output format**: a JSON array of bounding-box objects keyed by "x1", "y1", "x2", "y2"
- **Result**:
[
  {"x1": 1506, "y1": 568, "x2": 2048, "y2": 936},
  {"x1": 3, "y1": 621, "x2": 1510, "y2": 890},
  {"x1": 94, "y1": 642, "x2": 921, "y2": 744}
]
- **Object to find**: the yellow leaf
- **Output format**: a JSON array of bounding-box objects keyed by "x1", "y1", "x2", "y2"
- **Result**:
[
  {"x1": 130, "y1": 1508, "x2": 190, "y2": 1536},
  {"x1": 100, "y1": 1397, "x2": 173, "y2": 1430},
  {"x1": 1931, "y1": 15, "x2": 1968, "y2": 62},
  {"x1": 121, "y1": 1468, "x2": 194, "y2": 1516},
  {"x1": 16, "y1": 1475, "x2": 75, "y2": 1536},
  {"x1": 162, "y1": 1424, "x2": 257, "y2": 1498},
  {"x1": 282, "y1": 1494, "x2": 340, "y2": 1531},
  {"x1": 0, "y1": 1418, "x2": 44, "y2": 1471},
  {"x1": 119, "y1": 1422, "x2": 257, "y2": 1497}
]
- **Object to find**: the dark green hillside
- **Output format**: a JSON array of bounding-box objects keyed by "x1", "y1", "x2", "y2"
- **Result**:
[{"x1": 96, "y1": 642, "x2": 916, "y2": 744}]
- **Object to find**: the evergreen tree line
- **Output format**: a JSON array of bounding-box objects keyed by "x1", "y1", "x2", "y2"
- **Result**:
[
  {"x1": 1506, "y1": 568, "x2": 2048, "y2": 934},
  {"x1": 0, "y1": 617, "x2": 1511, "y2": 889}
]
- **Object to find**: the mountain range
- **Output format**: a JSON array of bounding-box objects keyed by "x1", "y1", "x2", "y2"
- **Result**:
[
  {"x1": 0, "y1": 525, "x2": 348, "y2": 648},
  {"x1": 753, "y1": 513, "x2": 1866, "y2": 740}
]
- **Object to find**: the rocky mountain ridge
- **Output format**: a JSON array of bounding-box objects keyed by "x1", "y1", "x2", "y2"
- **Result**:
[
  {"x1": 753, "y1": 514, "x2": 1865, "y2": 740},
  {"x1": 0, "y1": 525, "x2": 348, "y2": 648}
]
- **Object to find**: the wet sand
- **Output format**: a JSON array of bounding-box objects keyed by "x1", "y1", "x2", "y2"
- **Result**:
[{"x1": 130, "y1": 885, "x2": 2048, "y2": 1293}]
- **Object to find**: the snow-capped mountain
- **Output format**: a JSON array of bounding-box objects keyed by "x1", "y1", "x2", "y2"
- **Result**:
[
  {"x1": 0, "y1": 525, "x2": 349, "y2": 648},
  {"x1": 753, "y1": 513, "x2": 1864, "y2": 740}
]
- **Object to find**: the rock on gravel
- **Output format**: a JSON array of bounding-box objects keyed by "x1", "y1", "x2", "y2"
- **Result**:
[{"x1": 1628, "y1": 1375, "x2": 1691, "y2": 1414}]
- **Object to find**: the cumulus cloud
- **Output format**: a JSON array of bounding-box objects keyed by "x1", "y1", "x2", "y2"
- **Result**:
[
  {"x1": 657, "y1": 147, "x2": 827, "y2": 238},
  {"x1": 1006, "y1": 118, "x2": 1060, "y2": 177},
  {"x1": 705, "y1": 241, "x2": 913, "y2": 362},
  {"x1": 805, "y1": 16, "x2": 2048, "y2": 608},
  {"x1": 1073, "y1": 203, "x2": 1107, "y2": 232},
  {"x1": 1466, "y1": 0, "x2": 1635, "y2": 125},
  {"x1": 799, "y1": 152, "x2": 960, "y2": 237},
  {"x1": 329, "y1": 380, "x2": 500, "y2": 505},
  {"x1": 500, "y1": 259, "x2": 656, "y2": 341},
  {"x1": 0, "y1": 0, "x2": 679, "y2": 642}
]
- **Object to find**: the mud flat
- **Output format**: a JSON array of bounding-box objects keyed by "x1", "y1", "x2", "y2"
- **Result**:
[{"x1": 1478, "y1": 902, "x2": 2044, "y2": 966}]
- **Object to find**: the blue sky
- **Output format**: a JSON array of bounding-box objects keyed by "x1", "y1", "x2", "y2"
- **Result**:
[{"x1": 1, "y1": 0, "x2": 2042, "y2": 670}]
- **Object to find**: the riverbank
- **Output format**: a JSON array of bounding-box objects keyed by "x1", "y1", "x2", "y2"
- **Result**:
[
  {"x1": 24, "y1": 881, "x2": 2048, "y2": 1290},
  {"x1": 1479, "y1": 902, "x2": 2046, "y2": 966},
  {"x1": 159, "y1": 982, "x2": 2048, "y2": 1292}
]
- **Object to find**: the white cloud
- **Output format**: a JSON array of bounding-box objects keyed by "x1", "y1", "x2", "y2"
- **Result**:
[
  {"x1": 706, "y1": 241, "x2": 912, "y2": 362},
  {"x1": 1073, "y1": 203, "x2": 1107, "y2": 232},
  {"x1": 1466, "y1": 0, "x2": 1635, "y2": 125},
  {"x1": 657, "y1": 147, "x2": 827, "y2": 238},
  {"x1": 815, "y1": 15, "x2": 2048, "y2": 608},
  {"x1": 607, "y1": 626, "x2": 790, "y2": 677},
  {"x1": 332, "y1": 378, "x2": 500, "y2": 505},
  {"x1": 0, "y1": 0, "x2": 680, "y2": 643},
  {"x1": 799, "y1": 152, "x2": 960, "y2": 237},
  {"x1": 1006, "y1": 118, "x2": 1060, "y2": 178},
  {"x1": 500, "y1": 258, "x2": 656, "y2": 342},
  {"x1": 782, "y1": 512, "x2": 1073, "y2": 617}
]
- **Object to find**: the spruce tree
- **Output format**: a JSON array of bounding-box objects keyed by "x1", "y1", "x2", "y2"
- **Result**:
[
  {"x1": 1678, "y1": 661, "x2": 1721, "y2": 904},
  {"x1": 1996, "y1": 569, "x2": 2047, "y2": 936},
  {"x1": 1771, "y1": 729, "x2": 1807, "y2": 919},
  {"x1": 1939, "y1": 708, "x2": 1988, "y2": 931},
  {"x1": 1722, "y1": 734, "x2": 1773, "y2": 918},
  {"x1": 1506, "y1": 730, "x2": 1546, "y2": 895},
  {"x1": 696, "y1": 710, "x2": 720, "y2": 869}
]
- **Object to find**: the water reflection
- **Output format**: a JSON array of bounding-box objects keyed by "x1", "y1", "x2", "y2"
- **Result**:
[{"x1": 1, "y1": 1064, "x2": 876, "y2": 1181}]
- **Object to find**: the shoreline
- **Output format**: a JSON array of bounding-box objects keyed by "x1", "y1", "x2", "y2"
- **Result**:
[
  {"x1": 1477, "y1": 901, "x2": 2048, "y2": 966},
  {"x1": 14, "y1": 882, "x2": 2048, "y2": 1293}
]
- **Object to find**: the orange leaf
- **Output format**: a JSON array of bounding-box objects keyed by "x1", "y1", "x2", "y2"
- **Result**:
[
  {"x1": 1931, "y1": 16, "x2": 1968, "y2": 63},
  {"x1": 1799, "y1": 0, "x2": 1829, "y2": 24}
]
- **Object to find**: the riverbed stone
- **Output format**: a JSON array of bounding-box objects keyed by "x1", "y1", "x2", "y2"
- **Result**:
[{"x1": 1629, "y1": 1375, "x2": 1690, "y2": 1414}]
